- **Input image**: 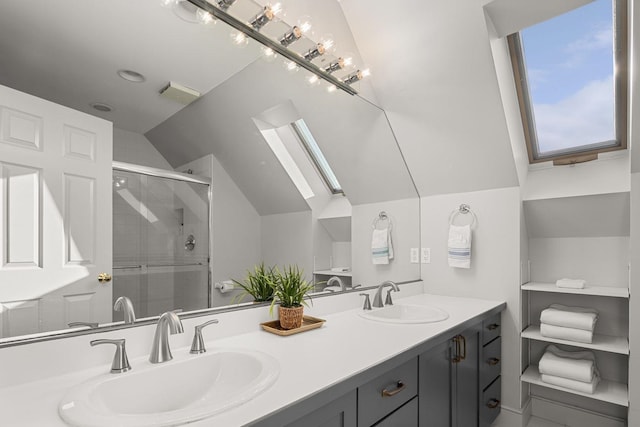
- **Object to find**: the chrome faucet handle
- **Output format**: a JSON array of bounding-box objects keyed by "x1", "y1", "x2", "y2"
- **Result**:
[
  {"x1": 91, "y1": 338, "x2": 131, "y2": 374},
  {"x1": 190, "y1": 319, "x2": 219, "y2": 354},
  {"x1": 114, "y1": 296, "x2": 136, "y2": 324},
  {"x1": 385, "y1": 288, "x2": 397, "y2": 306},
  {"x1": 68, "y1": 321, "x2": 99, "y2": 329},
  {"x1": 359, "y1": 293, "x2": 372, "y2": 310}
]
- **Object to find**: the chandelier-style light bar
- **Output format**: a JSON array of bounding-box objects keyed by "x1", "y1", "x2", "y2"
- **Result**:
[{"x1": 185, "y1": 0, "x2": 362, "y2": 95}]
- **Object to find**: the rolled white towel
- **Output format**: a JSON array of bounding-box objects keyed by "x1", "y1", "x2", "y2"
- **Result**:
[
  {"x1": 540, "y1": 304, "x2": 598, "y2": 331},
  {"x1": 540, "y1": 323, "x2": 593, "y2": 344},
  {"x1": 538, "y1": 345, "x2": 596, "y2": 383},
  {"x1": 556, "y1": 278, "x2": 586, "y2": 289},
  {"x1": 541, "y1": 372, "x2": 600, "y2": 394}
]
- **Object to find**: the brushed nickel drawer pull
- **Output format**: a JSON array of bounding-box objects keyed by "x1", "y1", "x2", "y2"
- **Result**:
[
  {"x1": 488, "y1": 357, "x2": 500, "y2": 366},
  {"x1": 487, "y1": 398, "x2": 500, "y2": 409},
  {"x1": 487, "y1": 323, "x2": 500, "y2": 330},
  {"x1": 382, "y1": 381, "x2": 406, "y2": 397}
]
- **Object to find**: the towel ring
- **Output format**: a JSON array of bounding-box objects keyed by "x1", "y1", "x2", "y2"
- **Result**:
[
  {"x1": 449, "y1": 204, "x2": 477, "y2": 228},
  {"x1": 372, "y1": 211, "x2": 392, "y2": 230}
]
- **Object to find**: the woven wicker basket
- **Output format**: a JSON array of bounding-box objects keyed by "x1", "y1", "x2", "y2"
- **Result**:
[{"x1": 278, "y1": 305, "x2": 304, "y2": 330}]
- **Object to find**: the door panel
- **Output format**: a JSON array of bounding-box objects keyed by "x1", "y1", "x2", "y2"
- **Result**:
[{"x1": 0, "y1": 84, "x2": 112, "y2": 338}]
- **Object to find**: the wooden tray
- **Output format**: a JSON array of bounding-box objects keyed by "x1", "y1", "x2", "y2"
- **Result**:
[{"x1": 261, "y1": 315, "x2": 326, "y2": 336}]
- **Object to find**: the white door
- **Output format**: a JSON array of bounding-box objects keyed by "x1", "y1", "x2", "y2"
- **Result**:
[{"x1": 0, "y1": 84, "x2": 112, "y2": 339}]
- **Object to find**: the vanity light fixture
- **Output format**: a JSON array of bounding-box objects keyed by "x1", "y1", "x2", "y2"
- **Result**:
[
  {"x1": 279, "y1": 16, "x2": 312, "y2": 47},
  {"x1": 216, "y1": 0, "x2": 236, "y2": 10},
  {"x1": 324, "y1": 57, "x2": 352, "y2": 74},
  {"x1": 343, "y1": 69, "x2": 370, "y2": 86},
  {"x1": 185, "y1": 0, "x2": 360, "y2": 95},
  {"x1": 249, "y1": 4, "x2": 280, "y2": 31}
]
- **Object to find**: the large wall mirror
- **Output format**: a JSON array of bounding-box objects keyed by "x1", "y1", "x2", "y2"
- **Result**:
[{"x1": 0, "y1": 0, "x2": 420, "y2": 345}]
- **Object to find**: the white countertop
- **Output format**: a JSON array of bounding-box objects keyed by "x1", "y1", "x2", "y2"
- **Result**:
[{"x1": 0, "y1": 293, "x2": 504, "y2": 426}]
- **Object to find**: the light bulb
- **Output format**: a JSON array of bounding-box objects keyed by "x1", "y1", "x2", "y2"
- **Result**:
[
  {"x1": 230, "y1": 31, "x2": 248, "y2": 47},
  {"x1": 327, "y1": 84, "x2": 337, "y2": 93},
  {"x1": 196, "y1": 9, "x2": 215, "y2": 25},
  {"x1": 297, "y1": 15, "x2": 313, "y2": 34},
  {"x1": 261, "y1": 46, "x2": 277, "y2": 62},
  {"x1": 249, "y1": 3, "x2": 281, "y2": 30},
  {"x1": 362, "y1": 68, "x2": 371, "y2": 78},
  {"x1": 283, "y1": 60, "x2": 299, "y2": 72},
  {"x1": 307, "y1": 75, "x2": 320, "y2": 86},
  {"x1": 303, "y1": 43, "x2": 326, "y2": 61}
]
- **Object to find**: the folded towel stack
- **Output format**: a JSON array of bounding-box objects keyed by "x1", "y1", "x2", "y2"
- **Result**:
[
  {"x1": 539, "y1": 345, "x2": 600, "y2": 394},
  {"x1": 539, "y1": 304, "x2": 598, "y2": 344},
  {"x1": 556, "y1": 278, "x2": 586, "y2": 289}
]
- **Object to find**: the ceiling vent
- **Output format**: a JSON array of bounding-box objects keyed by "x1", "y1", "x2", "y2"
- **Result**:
[{"x1": 159, "y1": 82, "x2": 201, "y2": 105}]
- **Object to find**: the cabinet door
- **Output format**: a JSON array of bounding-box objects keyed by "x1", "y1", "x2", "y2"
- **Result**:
[
  {"x1": 453, "y1": 329, "x2": 479, "y2": 427},
  {"x1": 285, "y1": 390, "x2": 356, "y2": 427},
  {"x1": 419, "y1": 339, "x2": 452, "y2": 427}
]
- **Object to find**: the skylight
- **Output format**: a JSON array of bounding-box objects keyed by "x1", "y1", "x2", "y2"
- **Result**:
[
  {"x1": 508, "y1": 0, "x2": 627, "y2": 164},
  {"x1": 291, "y1": 119, "x2": 343, "y2": 194}
]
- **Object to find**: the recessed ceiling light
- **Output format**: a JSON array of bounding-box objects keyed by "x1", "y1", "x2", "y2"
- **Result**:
[
  {"x1": 117, "y1": 69, "x2": 146, "y2": 83},
  {"x1": 90, "y1": 102, "x2": 113, "y2": 112}
]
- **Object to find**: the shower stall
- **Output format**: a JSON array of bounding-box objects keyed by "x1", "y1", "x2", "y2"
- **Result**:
[{"x1": 112, "y1": 163, "x2": 210, "y2": 321}]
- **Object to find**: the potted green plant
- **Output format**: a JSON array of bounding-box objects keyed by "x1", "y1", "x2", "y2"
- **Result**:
[
  {"x1": 232, "y1": 263, "x2": 276, "y2": 303},
  {"x1": 270, "y1": 265, "x2": 314, "y2": 330}
]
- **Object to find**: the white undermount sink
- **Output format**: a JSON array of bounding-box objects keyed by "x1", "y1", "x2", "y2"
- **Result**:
[
  {"x1": 58, "y1": 349, "x2": 279, "y2": 427},
  {"x1": 359, "y1": 303, "x2": 449, "y2": 324}
]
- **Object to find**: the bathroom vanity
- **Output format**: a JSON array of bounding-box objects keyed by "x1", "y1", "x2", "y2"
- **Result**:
[{"x1": 0, "y1": 290, "x2": 504, "y2": 427}]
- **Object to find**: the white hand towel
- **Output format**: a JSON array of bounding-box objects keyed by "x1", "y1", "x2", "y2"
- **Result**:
[
  {"x1": 538, "y1": 345, "x2": 596, "y2": 383},
  {"x1": 540, "y1": 304, "x2": 598, "y2": 331},
  {"x1": 540, "y1": 323, "x2": 594, "y2": 344},
  {"x1": 556, "y1": 278, "x2": 586, "y2": 289},
  {"x1": 372, "y1": 227, "x2": 394, "y2": 265},
  {"x1": 541, "y1": 372, "x2": 600, "y2": 394},
  {"x1": 448, "y1": 224, "x2": 471, "y2": 269}
]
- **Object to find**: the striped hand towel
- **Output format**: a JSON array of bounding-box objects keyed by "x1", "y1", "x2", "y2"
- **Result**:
[{"x1": 448, "y1": 224, "x2": 471, "y2": 269}]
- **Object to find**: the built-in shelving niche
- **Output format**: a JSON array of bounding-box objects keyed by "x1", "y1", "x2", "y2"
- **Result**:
[{"x1": 521, "y1": 191, "x2": 630, "y2": 421}]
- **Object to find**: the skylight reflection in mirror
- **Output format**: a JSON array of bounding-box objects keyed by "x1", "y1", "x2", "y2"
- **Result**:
[
  {"x1": 520, "y1": 0, "x2": 618, "y2": 158},
  {"x1": 291, "y1": 119, "x2": 343, "y2": 194}
]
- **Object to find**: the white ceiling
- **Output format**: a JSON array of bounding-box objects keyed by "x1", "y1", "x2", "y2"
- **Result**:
[{"x1": 0, "y1": 0, "x2": 261, "y2": 134}]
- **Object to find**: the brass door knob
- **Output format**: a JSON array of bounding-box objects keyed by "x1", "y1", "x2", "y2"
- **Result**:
[{"x1": 98, "y1": 273, "x2": 112, "y2": 283}]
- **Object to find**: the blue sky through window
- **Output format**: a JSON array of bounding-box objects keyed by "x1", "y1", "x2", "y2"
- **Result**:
[{"x1": 521, "y1": 0, "x2": 615, "y2": 154}]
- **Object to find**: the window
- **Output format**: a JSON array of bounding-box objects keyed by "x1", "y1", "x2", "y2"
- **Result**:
[
  {"x1": 291, "y1": 119, "x2": 343, "y2": 194},
  {"x1": 508, "y1": 0, "x2": 628, "y2": 164}
]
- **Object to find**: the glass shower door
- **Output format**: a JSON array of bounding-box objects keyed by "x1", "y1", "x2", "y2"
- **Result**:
[{"x1": 112, "y1": 170, "x2": 210, "y2": 320}]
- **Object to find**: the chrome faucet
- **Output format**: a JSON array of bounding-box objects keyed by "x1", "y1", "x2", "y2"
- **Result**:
[
  {"x1": 326, "y1": 276, "x2": 345, "y2": 291},
  {"x1": 372, "y1": 280, "x2": 399, "y2": 308},
  {"x1": 114, "y1": 296, "x2": 136, "y2": 324},
  {"x1": 149, "y1": 311, "x2": 184, "y2": 364},
  {"x1": 91, "y1": 338, "x2": 131, "y2": 374}
]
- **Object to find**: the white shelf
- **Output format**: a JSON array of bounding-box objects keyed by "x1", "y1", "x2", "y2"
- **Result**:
[
  {"x1": 522, "y1": 365, "x2": 628, "y2": 407},
  {"x1": 522, "y1": 282, "x2": 629, "y2": 298},
  {"x1": 313, "y1": 269, "x2": 352, "y2": 277},
  {"x1": 522, "y1": 325, "x2": 629, "y2": 355}
]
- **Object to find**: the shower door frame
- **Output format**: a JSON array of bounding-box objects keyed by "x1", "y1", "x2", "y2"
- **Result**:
[{"x1": 112, "y1": 161, "x2": 213, "y2": 309}]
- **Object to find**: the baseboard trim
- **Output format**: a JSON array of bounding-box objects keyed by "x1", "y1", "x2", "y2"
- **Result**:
[{"x1": 530, "y1": 396, "x2": 626, "y2": 427}]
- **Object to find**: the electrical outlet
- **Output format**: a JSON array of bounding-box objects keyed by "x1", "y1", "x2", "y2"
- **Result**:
[
  {"x1": 410, "y1": 248, "x2": 419, "y2": 263},
  {"x1": 421, "y1": 248, "x2": 431, "y2": 264}
]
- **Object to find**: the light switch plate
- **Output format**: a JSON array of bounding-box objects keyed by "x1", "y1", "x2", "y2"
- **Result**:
[
  {"x1": 410, "y1": 248, "x2": 419, "y2": 263},
  {"x1": 421, "y1": 248, "x2": 431, "y2": 264}
]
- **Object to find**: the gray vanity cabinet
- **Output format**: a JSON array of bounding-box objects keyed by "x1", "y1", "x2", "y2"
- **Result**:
[
  {"x1": 284, "y1": 390, "x2": 357, "y2": 427},
  {"x1": 419, "y1": 328, "x2": 480, "y2": 427},
  {"x1": 254, "y1": 309, "x2": 503, "y2": 427}
]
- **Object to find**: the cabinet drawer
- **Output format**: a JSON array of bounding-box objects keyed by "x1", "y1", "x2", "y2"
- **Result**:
[
  {"x1": 482, "y1": 313, "x2": 501, "y2": 345},
  {"x1": 480, "y1": 376, "x2": 501, "y2": 427},
  {"x1": 358, "y1": 357, "x2": 418, "y2": 427},
  {"x1": 373, "y1": 397, "x2": 418, "y2": 427},
  {"x1": 481, "y1": 336, "x2": 501, "y2": 390}
]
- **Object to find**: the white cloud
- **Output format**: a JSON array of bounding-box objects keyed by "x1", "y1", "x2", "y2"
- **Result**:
[
  {"x1": 563, "y1": 26, "x2": 612, "y2": 69},
  {"x1": 533, "y1": 75, "x2": 615, "y2": 153}
]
